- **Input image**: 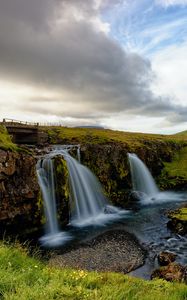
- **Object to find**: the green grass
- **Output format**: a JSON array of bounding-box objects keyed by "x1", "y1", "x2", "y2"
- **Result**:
[
  {"x1": 0, "y1": 242, "x2": 187, "y2": 300},
  {"x1": 158, "y1": 146, "x2": 187, "y2": 189},
  {"x1": 0, "y1": 125, "x2": 17, "y2": 151},
  {"x1": 163, "y1": 147, "x2": 187, "y2": 179},
  {"x1": 42, "y1": 126, "x2": 187, "y2": 148}
]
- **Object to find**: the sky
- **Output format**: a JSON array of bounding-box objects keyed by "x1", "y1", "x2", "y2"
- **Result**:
[{"x1": 0, "y1": 0, "x2": 187, "y2": 134}]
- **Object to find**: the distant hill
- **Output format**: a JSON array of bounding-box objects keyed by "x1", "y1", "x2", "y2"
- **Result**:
[
  {"x1": 74, "y1": 125, "x2": 105, "y2": 129},
  {"x1": 174, "y1": 130, "x2": 187, "y2": 136}
]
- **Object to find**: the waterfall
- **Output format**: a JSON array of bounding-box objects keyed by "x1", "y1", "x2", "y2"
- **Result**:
[
  {"x1": 37, "y1": 145, "x2": 125, "y2": 237},
  {"x1": 77, "y1": 145, "x2": 81, "y2": 162},
  {"x1": 63, "y1": 151, "x2": 109, "y2": 226},
  {"x1": 37, "y1": 158, "x2": 59, "y2": 234},
  {"x1": 36, "y1": 155, "x2": 71, "y2": 247},
  {"x1": 128, "y1": 153, "x2": 159, "y2": 201}
]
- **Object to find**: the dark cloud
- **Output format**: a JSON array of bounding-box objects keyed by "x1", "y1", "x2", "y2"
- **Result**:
[{"x1": 0, "y1": 0, "x2": 186, "y2": 125}]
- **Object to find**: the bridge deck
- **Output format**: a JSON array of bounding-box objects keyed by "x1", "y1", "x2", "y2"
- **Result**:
[{"x1": 1, "y1": 119, "x2": 39, "y2": 144}]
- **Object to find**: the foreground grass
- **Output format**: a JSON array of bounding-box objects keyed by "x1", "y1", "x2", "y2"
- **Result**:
[
  {"x1": 0, "y1": 125, "x2": 17, "y2": 151},
  {"x1": 0, "y1": 242, "x2": 187, "y2": 300}
]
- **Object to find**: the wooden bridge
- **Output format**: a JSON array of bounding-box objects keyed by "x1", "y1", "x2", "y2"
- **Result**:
[{"x1": 1, "y1": 119, "x2": 39, "y2": 144}]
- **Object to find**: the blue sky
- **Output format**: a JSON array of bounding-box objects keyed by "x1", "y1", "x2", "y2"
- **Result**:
[
  {"x1": 102, "y1": 0, "x2": 187, "y2": 57},
  {"x1": 0, "y1": 0, "x2": 187, "y2": 133}
]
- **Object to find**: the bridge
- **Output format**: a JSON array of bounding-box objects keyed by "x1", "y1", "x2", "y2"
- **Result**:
[{"x1": 1, "y1": 119, "x2": 39, "y2": 144}]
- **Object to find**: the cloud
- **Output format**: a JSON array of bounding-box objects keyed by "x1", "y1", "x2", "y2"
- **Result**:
[
  {"x1": 0, "y1": 0, "x2": 187, "y2": 128},
  {"x1": 156, "y1": 0, "x2": 187, "y2": 7}
]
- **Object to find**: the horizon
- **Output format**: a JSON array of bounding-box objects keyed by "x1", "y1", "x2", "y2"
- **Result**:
[
  {"x1": 0, "y1": 0, "x2": 187, "y2": 134},
  {"x1": 1, "y1": 117, "x2": 186, "y2": 135}
]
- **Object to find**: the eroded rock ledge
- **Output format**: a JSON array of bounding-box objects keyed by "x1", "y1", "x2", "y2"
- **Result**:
[
  {"x1": 0, "y1": 139, "x2": 186, "y2": 234},
  {"x1": 0, "y1": 149, "x2": 41, "y2": 233}
]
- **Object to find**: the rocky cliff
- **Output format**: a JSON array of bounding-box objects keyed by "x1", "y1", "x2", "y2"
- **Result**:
[
  {"x1": 0, "y1": 137, "x2": 186, "y2": 235},
  {"x1": 0, "y1": 149, "x2": 41, "y2": 234}
]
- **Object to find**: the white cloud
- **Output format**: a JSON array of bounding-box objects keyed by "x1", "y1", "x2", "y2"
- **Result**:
[
  {"x1": 156, "y1": 0, "x2": 187, "y2": 7},
  {"x1": 151, "y1": 41, "x2": 187, "y2": 107}
]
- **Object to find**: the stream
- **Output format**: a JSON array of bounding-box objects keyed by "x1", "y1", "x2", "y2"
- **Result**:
[{"x1": 37, "y1": 146, "x2": 187, "y2": 279}]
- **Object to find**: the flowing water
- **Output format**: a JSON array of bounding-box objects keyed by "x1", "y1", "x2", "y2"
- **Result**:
[
  {"x1": 36, "y1": 156, "x2": 72, "y2": 247},
  {"x1": 37, "y1": 145, "x2": 126, "y2": 246},
  {"x1": 128, "y1": 152, "x2": 185, "y2": 205},
  {"x1": 36, "y1": 148, "x2": 187, "y2": 279},
  {"x1": 128, "y1": 153, "x2": 159, "y2": 200}
]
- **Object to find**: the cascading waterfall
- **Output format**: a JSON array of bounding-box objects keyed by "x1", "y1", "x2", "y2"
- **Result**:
[
  {"x1": 128, "y1": 153, "x2": 159, "y2": 202},
  {"x1": 37, "y1": 145, "x2": 125, "y2": 246},
  {"x1": 36, "y1": 155, "x2": 71, "y2": 247},
  {"x1": 37, "y1": 158, "x2": 59, "y2": 234},
  {"x1": 63, "y1": 150, "x2": 109, "y2": 226},
  {"x1": 77, "y1": 145, "x2": 81, "y2": 163},
  {"x1": 52, "y1": 146, "x2": 123, "y2": 226}
]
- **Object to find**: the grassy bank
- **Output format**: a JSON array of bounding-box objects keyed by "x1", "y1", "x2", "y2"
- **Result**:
[
  {"x1": 43, "y1": 126, "x2": 187, "y2": 147},
  {"x1": 158, "y1": 146, "x2": 187, "y2": 189},
  {"x1": 0, "y1": 242, "x2": 187, "y2": 300},
  {"x1": 0, "y1": 125, "x2": 17, "y2": 151}
]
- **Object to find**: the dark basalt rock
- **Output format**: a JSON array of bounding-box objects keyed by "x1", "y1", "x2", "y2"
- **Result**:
[
  {"x1": 151, "y1": 262, "x2": 187, "y2": 283},
  {"x1": 167, "y1": 207, "x2": 187, "y2": 235},
  {"x1": 0, "y1": 149, "x2": 41, "y2": 234},
  {"x1": 158, "y1": 251, "x2": 177, "y2": 266}
]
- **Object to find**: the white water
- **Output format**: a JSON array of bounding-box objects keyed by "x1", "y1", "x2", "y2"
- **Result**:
[
  {"x1": 54, "y1": 147, "x2": 125, "y2": 226},
  {"x1": 128, "y1": 153, "x2": 159, "y2": 197},
  {"x1": 128, "y1": 153, "x2": 186, "y2": 205},
  {"x1": 37, "y1": 146, "x2": 126, "y2": 246},
  {"x1": 36, "y1": 157, "x2": 72, "y2": 247}
]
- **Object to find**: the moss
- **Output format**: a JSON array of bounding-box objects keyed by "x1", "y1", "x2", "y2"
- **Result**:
[
  {"x1": 35, "y1": 190, "x2": 46, "y2": 225},
  {"x1": 169, "y1": 208, "x2": 187, "y2": 222},
  {"x1": 53, "y1": 156, "x2": 70, "y2": 225},
  {"x1": 168, "y1": 207, "x2": 187, "y2": 235},
  {"x1": 158, "y1": 146, "x2": 187, "y2": 190},
  {"x1": 0, "y1": 125, "x2": 18, "y2": 151}
]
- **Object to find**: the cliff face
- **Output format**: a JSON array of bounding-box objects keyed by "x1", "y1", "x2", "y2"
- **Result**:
[
  {"x1": 79, "y1": 141, "x2": 181, "y2": 207},
  {"x1": 0, "y1": 139, "x2": 185, "y2": 234},
  {"x1": 0, "y1": 149, "x2": 41, "y2": 233}
]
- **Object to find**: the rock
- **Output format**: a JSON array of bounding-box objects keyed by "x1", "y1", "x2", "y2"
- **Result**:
[
  {"x1": 126, "y1": 191, "x2": 146, "y2": 210},
  {"x1": 158, "y1": 251, "x2": 176, "y2": 266},
  {"x1": 167, "y1": 207, "x2": 187, "y2": 235},
  {"x1": 151, "y1": 262, "x2": 187, "y2": 283},
  {"x1": 0, "y1": 149, "x2": 41, "y2": 234},
  {"x1": 128, "y1": 191, "x2": 147, "y2": 202},
  {"x1": 49, "y1": 230, "x2": 145, "y2": 274}
]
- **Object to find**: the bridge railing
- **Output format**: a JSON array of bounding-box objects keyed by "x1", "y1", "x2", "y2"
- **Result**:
[{"x1": 1, "y1": 119, "x2": 39, "y2": 127}]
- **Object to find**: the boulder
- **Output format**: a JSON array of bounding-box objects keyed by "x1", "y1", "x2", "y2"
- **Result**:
[
  {"x1": 158, "y1": 251, "x2": 176, "y2": 266},
  {"x1": 167, "y1": 207, "x2": 187, "y2": 235},
  {"x1": 151, "y1": 262, "x2": 187, "y2": 283}
]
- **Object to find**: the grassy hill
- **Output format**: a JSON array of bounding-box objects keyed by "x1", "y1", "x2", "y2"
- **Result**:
[{"x1": 42, "y1": 126, "x2": 187, "y2": 146}]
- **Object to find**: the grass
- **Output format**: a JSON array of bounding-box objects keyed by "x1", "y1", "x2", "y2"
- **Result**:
[
  {"x1": 0, "y1": 125, "x2": 17, "y2": 151},
  {"x1": 158, "y1": 146, "x2": 187, "y2": 189},
  {"x1": 0, "y1": 242, "x2": 187, "y2": 300},
  {"x1": 42, "y1": 126, "x2": 187, "y2": 150},
  {"x1": 163, "y1": 147, "x2": 187, "y2": 179}
]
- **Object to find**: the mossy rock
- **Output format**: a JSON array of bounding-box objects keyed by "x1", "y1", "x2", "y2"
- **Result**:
[
  {"x1": 53, "y1": 156, "x2": 70, "y2": 225},
  {"x1": 167, "y1": 207, "x2": 187, "y2": 235}
]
